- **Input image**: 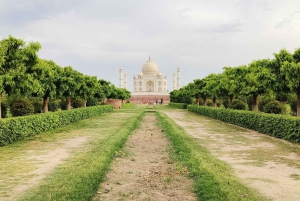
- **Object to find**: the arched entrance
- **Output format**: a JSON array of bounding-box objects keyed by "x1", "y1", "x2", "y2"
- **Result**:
[{"x1": 146, "y1": 81, "x2": 154, "y2": 92}]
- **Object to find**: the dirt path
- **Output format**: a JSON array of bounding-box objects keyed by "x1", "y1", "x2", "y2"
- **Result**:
[
  {"x1": 93, "y1": 113, "x2": 196, "y2": 201},
  {"x1": 164, "y1": 110, "x2": 300, "y2": 201}
]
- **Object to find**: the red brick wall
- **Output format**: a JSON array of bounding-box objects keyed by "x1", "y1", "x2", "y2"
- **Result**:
[
  {"x1": 129, "y1": 95, "x2": 170, "y2": 105},
  {"x1": 106, "y1": 99, "x2": 122, "y2": 109}
]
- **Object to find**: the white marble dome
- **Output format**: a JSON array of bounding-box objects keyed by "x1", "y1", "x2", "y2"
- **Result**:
[{"x1": 142, "y1": 59, "x2": 158, "y2": 74}]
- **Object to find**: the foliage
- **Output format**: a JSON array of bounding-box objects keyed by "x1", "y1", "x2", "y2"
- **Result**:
[
  {"x1": 72, "y1": 99, "x2": 85, "y2": 108},
  {"x1": 1, "y1": 102, "x2": 7, "y2": 118},
  {"x1": 49, "y1": 99, "x2": 60, "y2": 112},
  {"x1": 228, "y1": 99, "x2": 248, "y2": 110},
  {"x1": 169, "y1": 89, "x2": 193, "y2": 104},
  {"x1": 188, "y1": 105, "x2": 300, "y2": 143},
  {"x1": 0, "y1": 105, "x2": 113, "y2": 146},
  {"x1": 86, "y1": 96, "x2": 99, "y2": 107},
  {"x1": 258, "y1": 96, "x2": 274, "y2": 112},
  {"x1": 264, "y1": 100, "x2": 286, "y2": 114},
  {"x1": 122, "y1": 102, "x2": 133, "y2": 108},
  {"x1": 288, "y1": 94, "x2": 297, "y2": 115},
  {"x1": 156, "y1": 111, "x2": 263, "y2": 200},
  {"x1": 10, "y1": 98, "x2": 34, "y2": 117},
  {"x1": 30, "y1": 98, "x2": 43, "y2": 114},
  {"x1": 168, "y1": 102, "x2": 188, "y2": 109}
]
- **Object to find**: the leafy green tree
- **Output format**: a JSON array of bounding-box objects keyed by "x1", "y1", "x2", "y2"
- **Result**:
[
  {"x1": 0, "y1": 35, "x2": 41, "y2": 118},
  {"x1": 281, "y1": 48, "x2": 300, "y2": 116},
  {"x1": 29, "y1": 59, "x2": 61, "y2": 112},
  {"x1": 58, "y1": 66, "x2": 83, "y2": 110},
  {"x1": 77, "y1": 75, "x2": 100, "y2": 107},
  {"x1": 202, "y1": 74, "x2": 223, "y2": 107}
]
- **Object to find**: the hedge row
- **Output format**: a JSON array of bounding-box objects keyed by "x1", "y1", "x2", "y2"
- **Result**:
[
  {"x1": 0, "y1": 105, "x2": 113, "y2": 146},
  {"x1": 122, "y1": 103, "x2": 133, "y2": 108},
  {"x1": 188, "y1": 105, "x2": 300, "y2": 143},
  {"x1": 169, "y1": 102, "x2": 188, "y2": 109}
]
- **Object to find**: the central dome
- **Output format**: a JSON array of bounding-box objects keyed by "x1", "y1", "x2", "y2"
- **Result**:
[{"x1": 142, "y1": 59, "x2": 158, "y2": 74}]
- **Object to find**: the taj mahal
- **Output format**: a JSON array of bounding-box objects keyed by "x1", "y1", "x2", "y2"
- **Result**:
[{"x1": 119, "y1": 57, "x2": 181, "y2": 104}]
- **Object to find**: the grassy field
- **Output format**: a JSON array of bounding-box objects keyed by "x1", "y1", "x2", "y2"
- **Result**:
[
  {"x1": 0, "y1": 107, "x2": 143, "y2": 201},
  {"x1": 156, "y1": 108, "x2": 266, "y2": 201}
]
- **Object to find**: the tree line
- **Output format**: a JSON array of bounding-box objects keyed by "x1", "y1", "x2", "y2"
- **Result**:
[
  {"x1": 0, "y1": 35, "x2": 130, "y2": 118},
  {"x1": 170, "y1": 47, "x2": 300, "y2": 116}
]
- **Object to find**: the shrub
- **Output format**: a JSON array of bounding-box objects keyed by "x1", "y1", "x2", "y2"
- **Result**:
[
  {"x1": 49, "y1": 100, "x2": 60, "y2": 112},
  {"x1": 187, "y1": 105, "x2": 300, "y2": 143},
  {"x1": 72, "y1": 99, "x2": 85, "y2": 108},
  {"x1": 169, "y1": 102, "x2": 187, "y2": 109},
  {"x1": 288, "y1": 94, "x2": 297, "y2": 115},
  {"x1": 122, "y1": 102, "x2": 133, "y2": 108},
  {"x1": 229, "y1": 99, "x2": 247, "y2": 110},
  {"x1": 222, "y1": 99, "x2": 230, "y2": 108},
  {"x1": 264, "y1": 101, "x2": 286, "y2": 114},
  {"x1": 86, "y1": 97, "x2": 99, "y2": 107},
  {"x1": 10, "y1": 98, "x2": 34, "y2": 117},
  {"x1": 206, "y1": 99, "x2": 213, "y2": 107},
  {"x1": 1, "y1": 103, "x2": 8, "y2": 118},
  {"x1": 0, "y1": 105, "x2": 113, "y2": 146},
  {"x1": 258, "y1": 96, "x2": 274, "y2": 112},
  {"x1": 31, "y1": 99, "x2": 43, "y2": 114}
]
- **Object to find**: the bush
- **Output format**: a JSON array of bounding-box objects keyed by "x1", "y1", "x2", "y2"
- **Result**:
[
  {"x1": 229, "y1": 99, "x2": 247, "y2": 110},
  {"x1": 264, "y1": 101, "x2": 286, "y2": 114},
  {"x1": 60, "y1": 98, "x2": 67, "y2": 110},
  {"x1": 258, "y1": 96, "x2": 274, "y2": 112},
  {"x1": 1, "y1": 103, "x2": 8, "y2": 118},
  {"x1": 49, "y1": 100, "x2": 60, "y2": 112},
  {"x1": 206, "y1": 99, "x2": 213, "y2": 107},
  {"x1": 0, "y1": 105, "x2": 114, "y2": 146},
  {"x1": 222, "y1": 99, "x2": 230, "y2": 108},
  {"x1": 72, "y1": 99, "x2": 85, "y2": 108},
  {"x1": 188, "y1": 105, "x2": 300, "y2": 143},
  {"x1": 31, "y1": 99, "x2": 43, "y2": 114},
  {"x1": 122, "y1": 102, "x2": 133, "y2": 108},
  {"x1": 10, "y1": 98, "x2": 34, "y2": 117},
  {"x1": 288, "y1": 94, "x2": 297, "y2": 115},
  {"x1": 86, "y1": 97, "x2": 99, "y2": 107},
  {"x1": 169, "y1": 102, "x2": 187, "y2": 109}
]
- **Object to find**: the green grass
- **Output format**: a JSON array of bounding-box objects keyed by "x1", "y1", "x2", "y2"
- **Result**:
[
  {"x1": 156, "y1": 111, "x2": 266, "y2": 201},
  {"x1": 9, "y1": 108, "x2": 145, "y2": 201}
]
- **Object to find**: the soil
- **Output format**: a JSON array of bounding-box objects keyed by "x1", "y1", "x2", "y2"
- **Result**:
[
  {"x1": 93, "y1": 113, "x2": 196, "y2": 201},
  {"x1": 164, "y1": 111, "x2": 300, "y2": 201},
  {"x1": 0, "y1": 136, "x2": 88, "y2": 201}
]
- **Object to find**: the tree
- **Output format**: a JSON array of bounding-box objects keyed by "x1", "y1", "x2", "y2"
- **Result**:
[
  {"x1": 0, "y1": 35, "x2": 41, "y2": 118},
  {"x1": 29, "y1": 59, "x2": 61, "y2": 112},
  {"x1": 58, "y1": 66, "x2": 83, "y2": 110},
  {"x1": 202, "y1": 73, "x2": 223, "y2": 107},
  {"x1": 77, "y1": 75, "x2": 100, "y2": 107},
  {"x1": 281, "y1": 48, "x2": 300, "y2": 116}
]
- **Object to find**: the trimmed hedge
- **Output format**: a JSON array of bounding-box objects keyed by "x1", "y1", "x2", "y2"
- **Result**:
[
  {"x1": 0, "y1": 105, "x2": 113, "y2": 146},
  {"x1": 122, "y1": 102, "x2": 133, "y2": 108},
  {"x1": 169, "y1": 102, "x2": 188, "y2": 109},
  {"x1": 188, "y1": 105, "x2": 300, "y2": 143}
]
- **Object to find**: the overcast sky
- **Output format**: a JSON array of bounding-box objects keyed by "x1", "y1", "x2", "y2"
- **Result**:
[{"x1": 1, "y1": 0, "x2": 300, "y2": 91}]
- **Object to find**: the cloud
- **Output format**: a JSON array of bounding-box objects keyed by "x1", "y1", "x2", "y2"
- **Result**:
[
  {"x1": 274, "y1": 10, "x2": 300, "y2": 28},
  {"x1": 195, "y1": 21, "x2": 243, "y2": 34}
]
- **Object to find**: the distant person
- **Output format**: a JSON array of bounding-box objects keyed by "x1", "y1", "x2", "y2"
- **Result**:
[
  {"x1": 156, "y1": 99, "x2": 158, "y2": 105},
  {"x1": 161, "y1": 98, "x2": 163, "y2": 105}
]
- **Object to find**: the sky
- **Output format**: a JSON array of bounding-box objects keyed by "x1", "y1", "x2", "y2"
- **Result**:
[{"x1": 1, "y1": 0, "x2": 300, "y2": 91}]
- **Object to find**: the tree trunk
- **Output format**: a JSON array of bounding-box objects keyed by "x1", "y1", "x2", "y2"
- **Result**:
[
  {"x1": 84, "y1": 101, "x2": 87, "y2": 108},
  {"x1": 203, "y1": 97, "x2": 207, "y2": 106},
  {"x1": 213, "y1": 97, "x2": 217, "y2": 107},
  {"x1": 252, "y1": 94, "x2": 259, "y2": 112},
  {"x1": 229, "y1": 95, "x2": 233, "y2": 103},
  {"x1": 196, "y1": 98, "x2": 199, "y2": 105},
  {"x1": 43, "y1": 96, "x2": 49, "y2": 113},
  {"x1": 66, "y1": 98, "x2": 72, "y2": 110},
  {"x1": 297, "y1": 92, "x2": 300, "y2": 117},
  {"x1": 0, "y1": 93, "x2": 2, "y2": 119}
]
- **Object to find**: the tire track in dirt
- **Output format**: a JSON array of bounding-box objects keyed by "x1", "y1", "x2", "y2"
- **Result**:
[
  {"x1": 93, "y1": 113, "x2": 196, "y2": 201},
  {"x1": 164, "y1": 110, "x2": 300, "y2": 201}
]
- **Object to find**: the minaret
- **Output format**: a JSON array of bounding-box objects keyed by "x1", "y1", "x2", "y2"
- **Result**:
[
  {"x1": 124, "y1": 73, "x2": 127, "y2": 90},
  {"x1": 119, "y1": 67, "x2": 123, "y2": 88},
  {"x1": 173, "y1": 72, "x2": 176, "y2": 90},
  {"x1": 177, "y1": 67, "x2": 181, "y2": 89}
]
